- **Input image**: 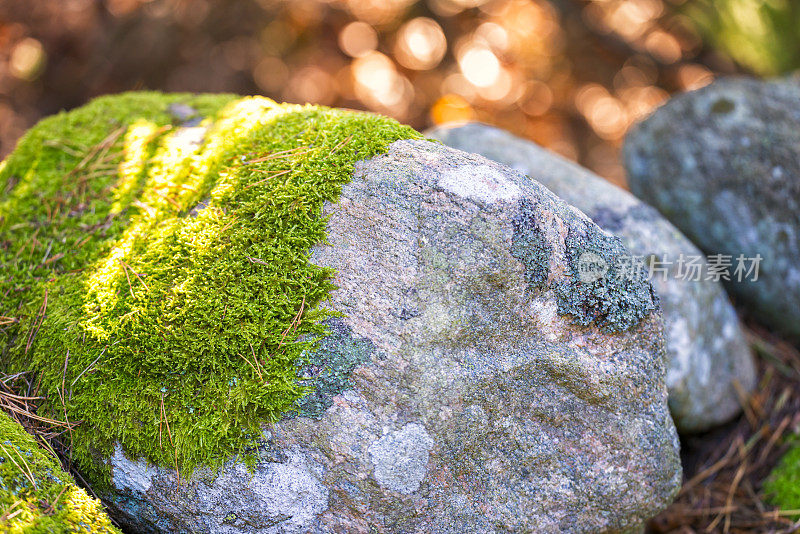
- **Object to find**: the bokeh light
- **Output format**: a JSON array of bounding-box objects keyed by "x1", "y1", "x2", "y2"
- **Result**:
[
  {"x1": 394, "y1": 18, "x2": 447, "y2": 70},
  {"x1": 9, "y1": 37, "x2": 45, "y2": 81},
  {"x1": 253, "y1": 56, "x2": 290, "y2": 93},
  {"x1": 352, "y1": 51, "x2": 413, "y2": 116},
  {"x1": 339, "y1": 21, "x2": 378, "y2": 58},
  {"x1": 431, "y1": 93, "x2": 475, "y2": 124},
  {"x1": 458, "y1": 44, "x2": 501, "y2": 88},
  {"x1": 343, "y1": 0, "x2": 416, "y2": 25},
  {"x1": 0, "y1": 0, "x2": 749, "y2": 185},
  {"x1": 677, "y1": 63, "x2": 715, "y2": 90},
  {"x1": 287, "y1": 66, "x2": 337, "y2": 105}
]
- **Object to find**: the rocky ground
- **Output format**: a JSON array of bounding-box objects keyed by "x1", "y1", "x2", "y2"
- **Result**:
[{"x1": 651, "y1": 319, "x2": 800, "y2": 533}]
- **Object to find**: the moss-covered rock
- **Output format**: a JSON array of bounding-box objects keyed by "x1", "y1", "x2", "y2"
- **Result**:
[
  {"x1": 764, "y1": 441, "x2": 800, "y2": 518},
  {"x1": 0, "y1": 92, "x2": 421, "y2": 483},
  {"x1": 2, "y1": 93, "x2": 680, "y2": 533},
  {"x1": 100, "y1": 138, "x2": 679, "y2": 533},
  {"x1": 0, "y1": 410, "x2": 119, "y2": 533}
]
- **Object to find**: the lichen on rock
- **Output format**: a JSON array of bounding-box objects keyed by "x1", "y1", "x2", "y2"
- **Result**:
[
  {"x1": 367, "y1": 423, "x2": 434, "y2": 495},
  {"x1": 555, "y1": 220, "x2": 658, "y2": 333},
  {"x1": 292, "y1": 318, "x2": 375, "y2": 419},
  {"x1": 0, "y1": 92, "x2": 421, "y2": 483},
  {"x1": 0, "y1": 410, "x2": 120, "y2": 533},
  {"x1": 429, "y1": 122, "x2": 756, "y2": 433},
  {"x1": 510, "y1": 193, "x2": 658, "y2": 334}
]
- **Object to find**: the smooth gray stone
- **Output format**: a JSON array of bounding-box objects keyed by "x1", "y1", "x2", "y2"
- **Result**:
[
  {"x1": 428, "y1": 122, "x2": 755, "y2": 433},
  {"x1": 624, "y1": 76, "x2": 800, "y2": 339}
]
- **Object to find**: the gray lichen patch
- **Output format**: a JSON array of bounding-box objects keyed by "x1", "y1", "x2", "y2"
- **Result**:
[
  {"x1": 510, "y1": 196, "x2": 657, "y2": 333},
  {"x1": 368, "y1": 423, "x2": 435, "y2": 494},
  {"x1": 511, "y1": 198, "x2": 552, "y2": 289},
  {"x1": 106, "y1": 441, "x2": 330, "y2": 534},
  {"x1": 293, "y1": 318, "x2": 375, "y2": 419},
  {"x1": 110, "y1": 444, "x2": 155, "y2": 495},
  {"x1": 555, "y1": 222, "x2": 658, "y2": 333},
  {"x1": 207, "y1": 449, "x2": 329, "y2": 532}
]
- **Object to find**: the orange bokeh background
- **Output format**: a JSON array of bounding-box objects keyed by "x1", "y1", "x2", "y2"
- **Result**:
[{"x1": 0, "y1": 0, "x2": 741, "y2": 186}]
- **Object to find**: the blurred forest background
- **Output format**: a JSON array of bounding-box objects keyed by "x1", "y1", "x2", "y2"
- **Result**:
[{"x1": 0, "y1": 0, "x2": 798, "y2": 186}]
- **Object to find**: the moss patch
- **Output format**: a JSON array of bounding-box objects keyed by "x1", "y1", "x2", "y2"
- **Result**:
[
  {"x1": 0, "y1": 92, "x2": 421, "y2": 483},
  {"x1": 764, "y1": 441, "x2": 800, "y2": 519},
  {"x1": 0, "y1": 410, "x2": 120, "y2": 533}
]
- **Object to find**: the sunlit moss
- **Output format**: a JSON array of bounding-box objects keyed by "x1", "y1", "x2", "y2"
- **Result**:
[
  {"x1": 111, "y1": 119, "x2": 163, "y2": 214},
  {"x1": 0, "y1": 411, "x2": 120, "y2": 533},
  {"x1": 0, "y1": 91, "x2": 421, "y2": 484}
]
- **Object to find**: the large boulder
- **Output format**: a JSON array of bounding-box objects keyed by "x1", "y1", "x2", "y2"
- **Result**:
[
  {"x1": 428, "y1": 123, "x2": 755, "y2": 433},
  {"x1": 1, "y1": 93, "x2": 681, "y2": 533},
  {"x1": 624, "y1": 76, "x2": 800, "y2": 339},
  {"x1": 0, "y1": 410, "x2": 120, "y2": 533}
]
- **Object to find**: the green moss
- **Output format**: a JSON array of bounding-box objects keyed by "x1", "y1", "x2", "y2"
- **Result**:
[
  {"x1": 0, "y1": 410, "x2": 120, "y2": 533},
  {"x1": 0, "y1": 92, "x2": 421, "y2": 483},
  {"x1": 764, "y1": 440, "x2": 800, "y2": 518}
]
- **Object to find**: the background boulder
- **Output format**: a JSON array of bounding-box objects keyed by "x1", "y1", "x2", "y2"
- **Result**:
[{"x1": 624, "y1": 76, "x2": 800, "y2": 339}]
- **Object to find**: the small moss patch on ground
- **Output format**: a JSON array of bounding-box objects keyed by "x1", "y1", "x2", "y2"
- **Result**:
[
  {"x1": 764, "y1": 440, "x2": 800, "y2": 519},
  {"x1": 0, "y1": 410, "x2": 120, "y2": 533},
  {"x1": 0, "y1": 92, "x2": 421, "y2": 483}
]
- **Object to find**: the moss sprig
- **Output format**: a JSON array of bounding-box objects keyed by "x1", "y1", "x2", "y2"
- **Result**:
[{"x1": 0, "y1": 410, "x2": 120, "y2": 533}]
